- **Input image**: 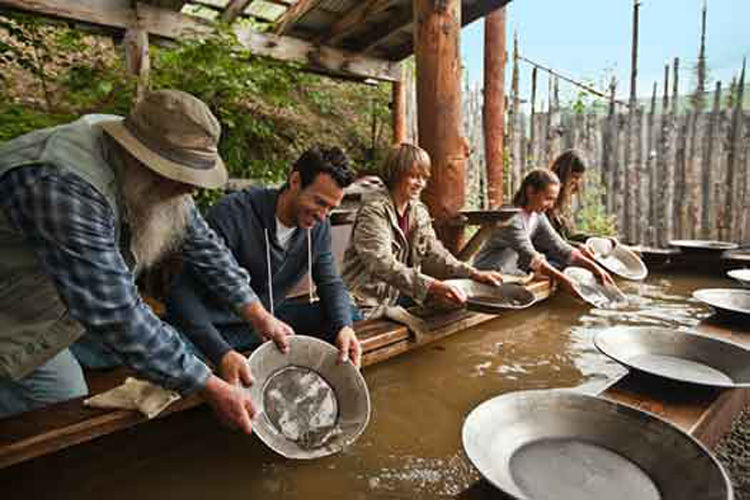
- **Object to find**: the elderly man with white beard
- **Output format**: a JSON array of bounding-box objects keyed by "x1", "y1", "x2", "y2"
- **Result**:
[{"x1": 0, "y1": 90, "x2": 269, "y2": 433}]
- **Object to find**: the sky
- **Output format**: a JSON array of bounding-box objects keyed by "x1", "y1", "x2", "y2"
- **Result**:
[{"x1": 460, "y1": 0, "x2": 748, "y2": 106}]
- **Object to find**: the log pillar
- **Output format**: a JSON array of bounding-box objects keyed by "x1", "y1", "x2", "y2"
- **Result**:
[
  {"x1": 413, "y1": 0, "x2": 464, "y2": 253},
  {"x1": 483, "y1": 7, "x2": 506, "y2": 208},
  {"x1": 392, "y1": 66, "x2": 407, "y2": 144}
]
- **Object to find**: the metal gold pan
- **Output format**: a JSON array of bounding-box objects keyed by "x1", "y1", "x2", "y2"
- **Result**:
[
  {"x1": 595, "y1": 326, "x2": 750, "y2": 388},
  {"x1": 462, "y1": 390, "x2": 733, "y2": 500},
  {"x1": 727, "y1": 269, "x2": 750, "y2": 288},
  {"x1": 247, "y1": 335, "x2": 370, "y2": 459},
  {"x1": 693, "y1": 288, "x2": 750, "y2": 318},
  {"x1": 443, "y1": 279, "x2": 536, "y2": 313},
  {"x1": 586, "y1": 237, "x2": 648, "y2": 280},
  {"x1": 669, "y1": 239, "x2": 739, "y2": 252}
]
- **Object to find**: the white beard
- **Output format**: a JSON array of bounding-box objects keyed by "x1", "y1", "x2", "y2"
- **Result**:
[{"x1": 121, "y1": 163, "x2": 192, "y2": 272}]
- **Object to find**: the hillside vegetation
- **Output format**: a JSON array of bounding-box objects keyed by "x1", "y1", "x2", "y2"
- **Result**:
[{"x1": 0, "y1": 15, "x2": 393, "y2": 206}]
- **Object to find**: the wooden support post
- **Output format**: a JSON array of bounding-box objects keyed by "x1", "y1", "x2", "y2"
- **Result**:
[
  {"x1": 413, "y1": 0, "x2": 465, "y2": 253},
  {"x1": 629, "y1": 0, "x2": 640, "y2": 104},
  {"x1": 509, "y1": 32, "x2": 521, "y2": 195},
  {"x1": 392, "y1": 66, "x2": 407, "y2": 144},
  {"x1": 483, "y1": 6, "x2": 506, "y2": 208},
  {"x1": 123, "y1": 23, "x2": 149, "y2": 103}
]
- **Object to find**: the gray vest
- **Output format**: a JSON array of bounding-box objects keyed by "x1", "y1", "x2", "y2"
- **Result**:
[{"x1": 0, "y1": 115, "x2": 124, "y2": 380}]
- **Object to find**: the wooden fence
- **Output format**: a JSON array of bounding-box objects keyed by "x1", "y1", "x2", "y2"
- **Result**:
[
  {"x1": 404, "y1": 63, "x2": 749, "y2": 247},
  {"x1": 504, "y1": 83, "x2": 749, "y2": 247}
]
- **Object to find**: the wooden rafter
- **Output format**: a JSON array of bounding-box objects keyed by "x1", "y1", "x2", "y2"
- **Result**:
[
  {"x1": 273, "y1": 0, "x2": 322, "y2": 35},
  {"x1": 358, "y1": 6, "x2": 411, "y2": 55},
  {"x1": 234, "y1": 25, "x2": 399, "y2": 81},
  {"x1": 0, "y1": 0, "x2": 399, "y2": 81},
  {"x1": 220, "y1": 0, "x2": 251, "y2": 22},
  {"x1": 318, "y1": 0, "x2": 392, "y2": 45}
]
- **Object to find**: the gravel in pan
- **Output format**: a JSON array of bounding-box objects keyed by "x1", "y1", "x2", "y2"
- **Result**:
[{"x1": 715, "y1": 408, "x2": 750, "y2": 499}]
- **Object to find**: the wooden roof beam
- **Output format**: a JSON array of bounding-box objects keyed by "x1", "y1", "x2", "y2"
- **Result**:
[
  {"x1": 0, "y1": 0, "x2": 399, "y2": 81},
  {"x1": 360, "y1": 9, "x2": 412, "y2": 55},
  {"x1": 318, "y1": 0, "x2": 392, "y2": 46},
  {"x1": 273, "y1": 0, "x2": 322, "y2": 36},
  {"x1": 234, "y1": 25, "x2": 400, "y2": 81}
]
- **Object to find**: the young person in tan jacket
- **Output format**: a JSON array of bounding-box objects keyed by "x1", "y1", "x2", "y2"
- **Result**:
[{"x1": 342, "y1": 143, "x2": 503, "y2": 319}]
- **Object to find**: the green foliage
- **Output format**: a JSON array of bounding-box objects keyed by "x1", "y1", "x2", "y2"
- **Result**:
[
  {"x1": 1, "y1": 19, "x2": 394, "y2": 211},
  {"x1": 574, "y1": 177, "x2": 617, "y2": 237},
  {"x1": 0, "y1": 105, "x2": 74, "y2": 143}
]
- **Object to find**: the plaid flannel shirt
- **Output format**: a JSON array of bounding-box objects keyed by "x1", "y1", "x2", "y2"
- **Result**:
[{"x1": 0, "y1": 165, "x2": 256, "y2": 394}]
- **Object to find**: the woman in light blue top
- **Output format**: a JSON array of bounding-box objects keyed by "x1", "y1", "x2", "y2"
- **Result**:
[{"x1": 474, "y1": 169, "x2": 614, "y2": 296}]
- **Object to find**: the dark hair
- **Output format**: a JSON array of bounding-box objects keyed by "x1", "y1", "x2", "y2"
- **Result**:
[
  {"x1": 512, "y1": 168, "x2": 560, "y2": 207},
  {"x1": 293, "y1": 145, "x2": 355, "y2": 189},
  {"x1": 550, "y1": 149, "x2": 587, "y2": 211}
]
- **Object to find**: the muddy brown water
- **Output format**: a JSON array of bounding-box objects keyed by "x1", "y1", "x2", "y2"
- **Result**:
[{"x1": 1, "y1": 273, "x2": 733, "y2": 499}]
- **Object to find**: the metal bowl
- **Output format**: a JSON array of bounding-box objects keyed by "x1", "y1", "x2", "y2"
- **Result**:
[
  {"x1": 563, "y1": 266, "x2": 627, "y2": 308},
  {"x1": 727, "y1": 269, "x2": 750, "y2": 288},
  {"x1": 443, "y1": 279, "x2": 536, "y2": 313},
  {"x1": 693, "y1": 288, "x2": 750, "y2": 317},
  {"x1": 247, "y1": 335, "x2": 370, "y2": 459},
  {"x1": 462, "y1": 389, "x2": 733, "y2": 500},
  {"x1": 586, "y1": 237, "x2": 648, "y2": 280},
  {"x1": 669, "y1": 239, "x2": 739, "y2": 252},
  {"x1": 595, "y1": 326, "x2": 750, "y2": 388}
]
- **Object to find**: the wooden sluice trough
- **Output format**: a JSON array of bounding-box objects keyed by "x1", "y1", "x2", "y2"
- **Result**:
[
  {"x1": 1, "y1": 218, "x2": 748, "y2": 472},
  {"x1": 0, "y1": 279, "x2": 552, "y2": 470}
]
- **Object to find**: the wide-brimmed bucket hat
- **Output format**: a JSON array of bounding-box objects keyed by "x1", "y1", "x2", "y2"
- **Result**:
[
  {"x1": 247, "y1": 335, "x2": 370, "y2": 459},
  {"x1": 98, "y1": 89, "x2": 227, "y2": 189}
]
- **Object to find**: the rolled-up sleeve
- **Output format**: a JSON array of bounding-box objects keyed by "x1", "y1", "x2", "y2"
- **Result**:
[{"x1": 1, "y1": 168, "x2": 210, "y2": 395}]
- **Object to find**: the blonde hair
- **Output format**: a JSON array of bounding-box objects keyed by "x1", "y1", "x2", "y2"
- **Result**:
[{"x1": 381, "y1": 143, "x2": 431, "y2": 189}]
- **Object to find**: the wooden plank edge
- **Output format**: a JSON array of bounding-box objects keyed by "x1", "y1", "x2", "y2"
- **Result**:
[
  {"x1": 0, "y1": 278, "x2": 554, "y2": 469},
  {"x1": 690, "y1": 387, "x2": 750, "y2": 450}
]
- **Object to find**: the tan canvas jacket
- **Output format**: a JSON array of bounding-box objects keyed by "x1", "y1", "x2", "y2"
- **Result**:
[{"x1": 342, "y1": 191, "x2": 474, "y2": 318}]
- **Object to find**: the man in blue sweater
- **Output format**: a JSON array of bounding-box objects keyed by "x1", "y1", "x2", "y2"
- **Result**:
[{"x1": 166, "y1": 146, "x2": 361, "y2": 387}]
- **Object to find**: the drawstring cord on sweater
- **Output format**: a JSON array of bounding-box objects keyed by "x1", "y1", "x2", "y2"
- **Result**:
[
  {"x1": 307, "y1": 228, "x2": 315, "y2": 304},
  {"x1": 264, "y1": 228, "x2": 274, "y2": 316}
]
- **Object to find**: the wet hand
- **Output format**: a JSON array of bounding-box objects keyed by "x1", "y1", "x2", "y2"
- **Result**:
[
  {"x1": 201, "y1": 374, "x2": 256, "y2": 435},
  {"x1": 470, "y1": 269, "x2": 504, "y2": 287},
  {"x1": 428, "y1": 280, "x2": 468, "y2": 307},
  {"x1": 335, "y1": 326, "x2": 362, "y2": 368},
  {"x1": 561, "y1": 278, "x2": 584, "y2": 301},
  {"x1": 598, "y1": 269, "x2": 616, "y2": 288},
  {"x1": 251, "y1": 310, "x2": 294, "y2": 354},
  {"x1": 219, "y1": 350, "x2": 254, "y2": 387}
]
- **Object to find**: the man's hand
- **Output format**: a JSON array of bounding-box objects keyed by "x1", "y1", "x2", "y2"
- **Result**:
[
  {"x1": 335, "y1": 326, "x2": 362, "y2": 368},
  {"x1": 470, "y1": 269, "x2": 504, "y2": 287},
  {"x1": 427, "y1": 280, "x2": 468, "y2": 307},
  {"x1": 241, "y1": 302, "x2": 294, "y2": 354},
  {"x1": 219, "y1": 350, "x2": 254, "y2": 387},
  {"x1": 200, "y1": 374, "x2": 256, "y2": 434}
]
